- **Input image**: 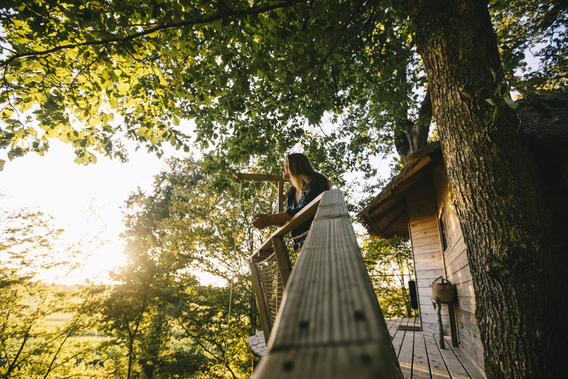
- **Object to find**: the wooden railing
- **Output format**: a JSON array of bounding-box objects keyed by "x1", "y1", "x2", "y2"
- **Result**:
[
  {"x1": 249, "y1": 192, "x2": 324, "y2": 341},
  {"x1": 250, "y1": 190, "x2": 403, "y2": 379}
]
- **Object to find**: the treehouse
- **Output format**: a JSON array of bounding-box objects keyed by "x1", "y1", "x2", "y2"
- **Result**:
[
  {"x1": 357, "y1": 141, "x2": 485, "y2": 373},
  {"x1": 238, "y1": 174, "x2": 485, "y2": 378}
]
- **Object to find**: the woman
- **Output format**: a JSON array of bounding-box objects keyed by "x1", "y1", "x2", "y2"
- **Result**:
[{"x1": 252, "y1": 153, "x2": 331, "y2": 241}]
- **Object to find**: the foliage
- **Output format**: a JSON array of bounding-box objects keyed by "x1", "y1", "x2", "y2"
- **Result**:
[
  {"x1": 361, "y1": 237, "x2": 415, "y2": 319},
  {"x1": 0, "y1": 205, "x2": 109, "y2": 379},
  {"x1": 0, "y1": 0, "x2": 415, "y2": 178},
  {"x1": 0, "y1": 155, "x2": 292, "y2": 378},
  {"x1": 490, "y1": 0, "x2": 568, "y2": 95},
  {"x1": 2, "y1": 0, "x2": 565, "y2": 176},
  {"x1": 0, "y1": 176, "x2": 263, "y2": 379}
]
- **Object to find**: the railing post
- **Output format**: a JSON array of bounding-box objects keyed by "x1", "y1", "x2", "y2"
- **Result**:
[
  {"x1": 272, "y1": 236, "x2": 292, "y2": 288},
  {"x1": 250, "y1": 259, "x2": 272, "y2": 343},
  {"x1": 278, "y1": 179, "x2": 284, "y2": 213}
]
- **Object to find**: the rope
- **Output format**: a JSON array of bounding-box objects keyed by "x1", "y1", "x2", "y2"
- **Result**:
[
  {"x1": 254, "y1": 231, "x2": 310, "y2": 325},
  {"x1": 222, "y1": 182, "x2": 242, "y2": 378},
  {"x1": 255, "y1": 252, "x2": 284, "y2": 325},
  {"x1": 283, "y1": 230, "x2": 309, "y2": 264},
  {"x1": 222, "y1": 279, "x2": 233, "y2": 377}
]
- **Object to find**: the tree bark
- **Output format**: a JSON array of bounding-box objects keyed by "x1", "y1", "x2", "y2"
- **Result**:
[{"x1": 406, "y1": 0, "x2": 568, "y2": 377}]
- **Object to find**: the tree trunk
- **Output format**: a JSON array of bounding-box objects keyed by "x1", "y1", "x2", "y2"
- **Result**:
[{"x1": 406, "y1": 0, "x2": 568, "y2": 377}]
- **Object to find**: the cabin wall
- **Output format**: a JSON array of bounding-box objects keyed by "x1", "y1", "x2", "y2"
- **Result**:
[
  {"x1": 432, "y1": 163, "x2": 485, "y2": 371},
  {"x1": 405, "y1": 175, "x2": 449, "y2": 334}
]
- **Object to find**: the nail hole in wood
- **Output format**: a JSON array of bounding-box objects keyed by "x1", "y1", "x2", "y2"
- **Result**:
[
  {"x1": 283, "y1": 360, "x2": 294, "y2": 372},
  {"x1": 354, "y1": 310, "x2": 365, "y2": 321},
  {"x1": 361, "y1": 354, "x2": 372, "y2": 365},
  {"x1": 299, "y1": 320, "x2": 309, "y2": 329}
]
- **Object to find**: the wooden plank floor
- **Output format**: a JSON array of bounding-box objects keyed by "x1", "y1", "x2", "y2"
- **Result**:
[{"x1": 387, "y1": 318, "x2": 485, "y2": 379}]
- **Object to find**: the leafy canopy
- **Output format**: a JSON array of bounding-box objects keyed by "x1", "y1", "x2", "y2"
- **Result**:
[
  {"x1": 0, "y1": 0, "x2": 415, "y2": 173},
  {"x1": 1, "y1": 0, "x2": 565, "y2": 173}
]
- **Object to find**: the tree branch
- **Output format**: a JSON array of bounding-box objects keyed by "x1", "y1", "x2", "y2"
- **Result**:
[{"x1": 1, "y1": 0, "x2": 303, "y2": 68}]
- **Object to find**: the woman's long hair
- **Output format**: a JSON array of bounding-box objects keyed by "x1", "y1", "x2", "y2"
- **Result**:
[{"x1": 286, "y1": 153, "x2": 331, "y2": 192}]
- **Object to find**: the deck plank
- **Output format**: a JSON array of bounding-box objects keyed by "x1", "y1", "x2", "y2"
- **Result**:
[
  {"x1": 398, "y1": 330, "x2": 414, "y2": 379},
  {"x1": 383, "y1": 321, "x2": 483, "y2": 379},
  {"x1": 447, "y1": 341, "x2": 485, "y2": 379},
  {"x1": 437, "y1": 336, "x2": 471, "y2": 379},
  {"x1": 424, "y1": 334, "x2": 451, "y2": 379},
  {"x1": 440, "y1": 341, "x2": 470, "y2": 379},
  {"x1": 412, "y1": 333, "x2": 431, "y2": 379},
  {"x1": 389, "y1": 318, "x2": 402, "y2": 335},
  {"x1": 386, "y1": 319, "x2": 397, "y2": 332},
  {"x1": 391, "y1": 328, "x2": 405, "y2": 357}
]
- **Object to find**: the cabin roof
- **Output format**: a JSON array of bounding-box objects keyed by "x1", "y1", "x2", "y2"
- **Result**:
[{"x1": 357, "y1": 141, "x2": 443, "y2": 238}]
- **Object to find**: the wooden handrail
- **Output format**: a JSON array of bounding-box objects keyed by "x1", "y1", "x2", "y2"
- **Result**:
[
  {"x1": 251, "y1": 190, "x2": 403, "y2": 378},
  {"x1": 249, "y1": 192, "x2": 324, "y2": 261}
]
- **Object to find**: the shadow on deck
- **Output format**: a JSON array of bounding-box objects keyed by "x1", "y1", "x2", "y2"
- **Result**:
[{"x1": 387, "y1": 318, "x2": 485, "y2": 379}]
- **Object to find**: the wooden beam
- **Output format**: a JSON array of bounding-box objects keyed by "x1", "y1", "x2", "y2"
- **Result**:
[
  {"x1": 233, "y1": 173, "x2": 290, "y2": 183},
  {"x1": 273, "y1": 236, "x2": 292, "y2": 288},
  {"x1": 251, "y1": 249, "x2": 274, "y2": 263},
  {"x1": 369, "y1": 195, "x2": 406, "y2": 224},
  {"x1": 234, "y1": 172, "x2": 288, "y2": 217},
  {"x1": 365, "y1": 159, "x2": 435, "y2": 217},
  {"x1": 448, "y1": 303, "x2": 459, "y2": 348},
  {"x1": 378, "y1": 205, "x2": 409, "y2": 238}
]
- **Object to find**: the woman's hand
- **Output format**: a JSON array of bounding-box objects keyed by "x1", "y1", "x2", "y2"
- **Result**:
[
  {"x1": 252, "y1": 214, "x2": 271, "y2": 229},
  {"x1": 252, "y1": 212, "x2": 292, "y2": 230}
]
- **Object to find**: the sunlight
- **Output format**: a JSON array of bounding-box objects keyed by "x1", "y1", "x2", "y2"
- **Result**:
[{"x1": 0, "y1": 139, "x2": 178, "y2": 285}]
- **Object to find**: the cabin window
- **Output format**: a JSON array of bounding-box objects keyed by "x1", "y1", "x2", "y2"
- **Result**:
[{"x1": 439, "y1": 208, "x2": 449, "y2": 251}]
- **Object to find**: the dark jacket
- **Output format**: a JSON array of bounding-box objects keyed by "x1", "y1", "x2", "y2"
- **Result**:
[{"x1": 284, "y1": 174, "x2": 330, "y2": 238}]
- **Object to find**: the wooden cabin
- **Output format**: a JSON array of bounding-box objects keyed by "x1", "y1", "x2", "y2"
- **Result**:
[
  {"x1": 356, "y1": 93, "x2": 568, "y2": 376},
  {"x1": 357, "y1": 142, "x2": 485, "y2": 372}
]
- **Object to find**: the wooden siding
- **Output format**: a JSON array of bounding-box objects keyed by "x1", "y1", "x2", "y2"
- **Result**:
[
  {"x1": 406, "y1": 175, "x2": 449, "y2": 335},
  {"x1": 432, "y1": 164, "x2": 485, "y2": 372}
]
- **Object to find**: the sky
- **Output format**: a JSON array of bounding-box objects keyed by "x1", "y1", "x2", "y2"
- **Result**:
[{"x1": 0, "y1": 138, "x2": 187, "y2": 284}]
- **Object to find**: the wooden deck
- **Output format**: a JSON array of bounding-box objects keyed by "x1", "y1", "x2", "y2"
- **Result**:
[{"x1": 387, "y1": 318, "x2": 485, "y2": 379}]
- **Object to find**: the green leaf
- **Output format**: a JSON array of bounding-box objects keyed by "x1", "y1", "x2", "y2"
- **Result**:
[{"x1": 504, "y1": 97, "x2": 518, "y2": 109}]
